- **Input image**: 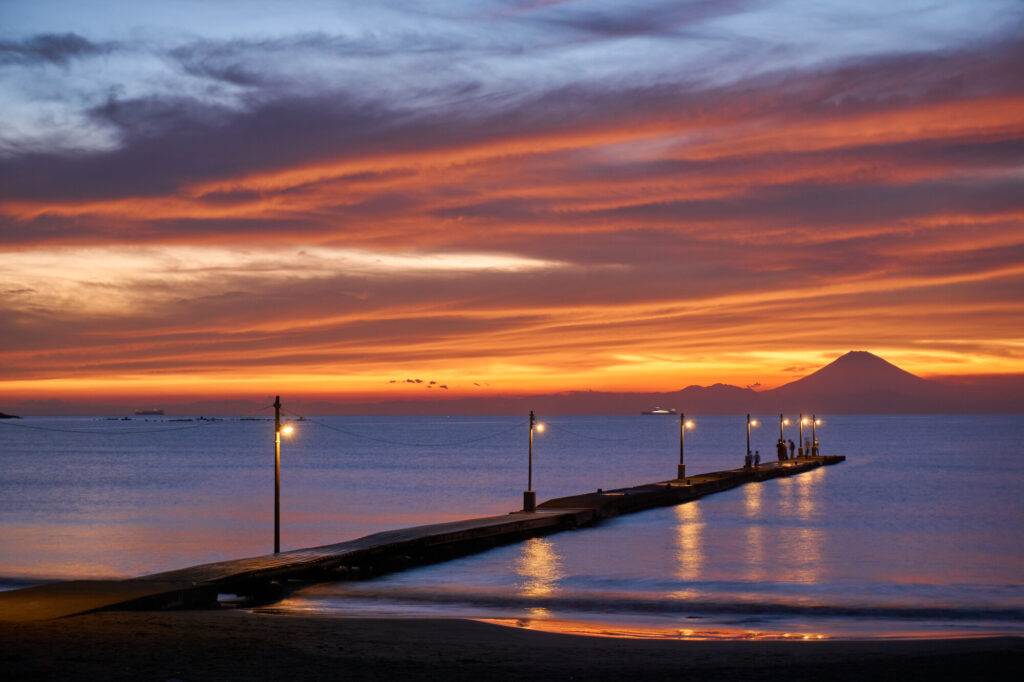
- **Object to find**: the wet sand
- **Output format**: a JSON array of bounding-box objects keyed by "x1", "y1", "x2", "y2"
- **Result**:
[{"x1": 1, "y1": 610, "x2": 1021, "y2": 681}]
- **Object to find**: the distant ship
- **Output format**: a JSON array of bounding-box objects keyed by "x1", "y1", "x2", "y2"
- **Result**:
[
  {"x1": 134, "y1": 409, "x2": 164, "y2": 416},
  {"x1": 641, "y1": 407, "x2": 677, "y2": 415}
]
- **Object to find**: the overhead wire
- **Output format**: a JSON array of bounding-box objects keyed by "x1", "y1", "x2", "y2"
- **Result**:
[
  {"x1": 542, "y1": 421, "x2": 636, "y2": 443},
  {"x1": 280, "y1": 409, "x2": 521, "y2": 447}
]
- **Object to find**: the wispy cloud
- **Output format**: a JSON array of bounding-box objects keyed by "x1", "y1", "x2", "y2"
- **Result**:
[
  {"x1": 0, "y1": 32, "x2": 113, "y2": 65},
  {"x1": 0, "y1": 1, "x2": 1021, "y2": 398}
]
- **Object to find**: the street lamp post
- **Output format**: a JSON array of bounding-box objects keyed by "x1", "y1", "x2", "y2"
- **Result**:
[
  {"x1": 778, "y1": 414, "x2": 790, "y2": 462},
  {"x1": 799, "y1": 414, "x2": 807, "y2": 457},
  {"x1": 746, "y1": 414, "x2": 759, "y2": 463},
  {"x1": 273, "y1": 395, "x2": 295, "y2": 554},
  {"x1": 524, "y1": 410, "x2": 538, "y2": 512},
  {"x1": 812, "y1": 415, "x2": 821, "y2": 456},
  {"x1": 679, "y1": 414, "x2": 695, "y2": 479},
  {"x1": 274, "y1": 395, "x2": 282, "y2": 554}
]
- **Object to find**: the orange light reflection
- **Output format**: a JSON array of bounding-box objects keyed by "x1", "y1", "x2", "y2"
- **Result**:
[
  {"x1": 515, "y1": 538, "x2": 563, "y2": 598},
  {"x1": 478, "y1": 617, "x2": 831, "y2": 641},
  {"x1": 674, "y1": 502, "x2": 703, "y2": 582}
]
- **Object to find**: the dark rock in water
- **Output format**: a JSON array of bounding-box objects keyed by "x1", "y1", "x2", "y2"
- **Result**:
[{"x1": 0, "y1": 411, "x2": 21, "y2": 419}]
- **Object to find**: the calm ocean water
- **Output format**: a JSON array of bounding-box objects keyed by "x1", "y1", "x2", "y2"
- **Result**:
[{"x1": 1, "y1": 414, "x2": 1022, "y2": 639}]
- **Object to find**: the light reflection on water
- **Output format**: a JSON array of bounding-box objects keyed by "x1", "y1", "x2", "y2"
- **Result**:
[
  {"x1": 515, "y1": 538, "x2": 562, "y2": 598},
  {"x1": 674, "y1": 502, "x2": 703, "y2": 582},
  {"x1": 271, "y1": 415, "x2": 1022, "y2": 639},
  {"x1": 3, "y1": 414, "x2": 1024, "y2": 638}
]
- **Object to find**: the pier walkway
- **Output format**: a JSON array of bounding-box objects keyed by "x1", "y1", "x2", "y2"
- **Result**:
[{"x1": 0, "y1": 455, "x2": 843, "y2": 621}]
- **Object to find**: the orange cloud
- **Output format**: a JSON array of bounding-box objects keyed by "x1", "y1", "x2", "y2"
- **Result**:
[{"x1": 2, "y1": 40, "x2": 1022, "y2": 406}]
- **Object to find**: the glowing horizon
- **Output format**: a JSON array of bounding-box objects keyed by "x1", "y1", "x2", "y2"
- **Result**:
[{"x1": 1, "y1": 1, "x2": 1022, "y2": 409}]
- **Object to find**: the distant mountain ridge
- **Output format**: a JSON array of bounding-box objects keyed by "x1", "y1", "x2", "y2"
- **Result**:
[
  {"x1": 273, "y1": 351, "x2": 1022, "y2": 414},
  {"x1": 5, "y1": 352, "x2": 1022, "y2": 415},
  {"x1": 354, "y1": 351, "x2": 1018, "y2": 415},
  {"x1": 756, "y1": 351, "x2": 953, "y2": 413},
  {"x1": 771, "y1": 351, "x2": 935, "y2": 396}
]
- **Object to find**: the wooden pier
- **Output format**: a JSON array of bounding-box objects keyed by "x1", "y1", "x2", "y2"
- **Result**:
[{"x1": 0, "y1": 455, "x2": 844, "y2": 621}]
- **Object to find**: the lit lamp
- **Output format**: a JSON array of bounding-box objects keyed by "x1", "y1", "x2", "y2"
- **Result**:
[
  {"x1": 746, "y1": 414, "x2": 759, "y2": 459},
  {"x1": 679, "y1": 414, "x2": 695, "y2": 479},
  {"x1": 524, "y1": 411, "x2": 544, "y2": 512},
  {"x1": 273, "y1": 396, "x2": 296, "y2": 554}
]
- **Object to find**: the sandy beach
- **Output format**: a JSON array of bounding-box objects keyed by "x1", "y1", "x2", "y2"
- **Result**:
[{"x1": 2, "y1": 610, "x2": 1021, "y2": 681}]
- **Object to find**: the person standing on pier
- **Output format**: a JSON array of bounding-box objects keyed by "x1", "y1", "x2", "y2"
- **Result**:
[
  {"x1": 788, "y1": 439, "x2": 795, "y2": 458},
  {"x1": 813, "y1": 438, "x2": 820, "y2": 456},
  {"x1": 777, "y1": 439, "x2": 788, "y2": 461},
  {"x1": 754, "y1": 450, "x2": 760, "y2": 468}
]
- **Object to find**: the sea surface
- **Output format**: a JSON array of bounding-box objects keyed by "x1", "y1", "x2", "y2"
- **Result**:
[{"x1": 1, "y1": 413, "x2": 1022, "y2": 639}]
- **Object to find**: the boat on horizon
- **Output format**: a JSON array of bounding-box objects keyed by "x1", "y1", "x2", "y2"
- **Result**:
[{"x1": 641, "y1": 407, "x2": 677, "y2": 415}]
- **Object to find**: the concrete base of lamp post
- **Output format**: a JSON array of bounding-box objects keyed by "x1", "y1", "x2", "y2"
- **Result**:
[
  {"x1": 677, "y1": 464, "x2": 686, "y2": 479},
  {"x1": 523, "y1": 490, "x2": 536, "y2": 512}
]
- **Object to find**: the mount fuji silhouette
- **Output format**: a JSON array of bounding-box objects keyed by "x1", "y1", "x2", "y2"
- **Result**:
[
  {"x1": 330, "y1": 350, "x2": 1016, "y2": 415},
  {"x1": 8, "y1": 351, "x2": 1021, "y2": 415},
  {"x1": 262, "y1": 350, "x2": 1018, "y2": 415},
  {"x1": 757, "y1": 351, "x2": 948, "y2": 413}
]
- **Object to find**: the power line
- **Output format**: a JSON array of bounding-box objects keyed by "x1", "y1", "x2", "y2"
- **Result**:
[
  {"x1": 281, "y1": 410, "x2": 521, "y2": 447},
  {"x1": 544, "y1": 421, "x2": 636, "y2": 443}
]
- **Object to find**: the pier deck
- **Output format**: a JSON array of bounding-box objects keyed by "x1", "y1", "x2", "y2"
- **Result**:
[{"x1": 0, "y1": 455, "x2": 844, "y2": 621}]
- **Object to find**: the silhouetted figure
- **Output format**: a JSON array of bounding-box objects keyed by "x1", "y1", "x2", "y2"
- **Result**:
[
  {"x1": 804, "y1": 438, "x2": 811, "y2": 457},
  {"x1": 788, "y1": 439, "x2": 795, "y2": 458},
  {"x1": 812, "y1": 438, "x2": 819, "y2": 456},
  {"x1": 777, "y1": 439, "x2": 787, "y2": 461},
  {"x1": 754, "y1": 450, "x2": 760, "y2": 468}
]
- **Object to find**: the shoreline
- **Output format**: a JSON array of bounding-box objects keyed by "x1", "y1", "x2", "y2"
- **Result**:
[
  {"x1": 473, "y1": 615, "x2": 1022, "y2": 642},
  {"x1": 262, "y1": 595, "x2": 1024, "y2": 643},
  {"x1": 2, "y1": 610, "x2": 1021, "y2": 681}
]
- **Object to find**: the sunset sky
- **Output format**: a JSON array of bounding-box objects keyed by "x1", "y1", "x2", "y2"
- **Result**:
[{"x1": 2, "y1": 0, "x2": 1022, "y2": 409}]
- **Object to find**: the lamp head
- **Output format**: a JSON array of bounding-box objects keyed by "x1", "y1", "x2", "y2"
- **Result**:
[
  {"x1": 281, "y1": 424, "x2": 294, "y2": 436},
  {"x1": 535, "y1": 422, "x2": 545, "y2": 433},
  {"x1": 684, "y1": 420, "x2": 695, "y2": 430}
]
